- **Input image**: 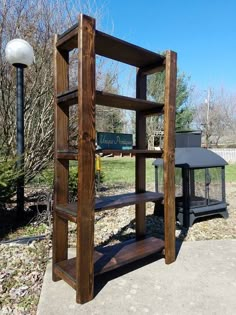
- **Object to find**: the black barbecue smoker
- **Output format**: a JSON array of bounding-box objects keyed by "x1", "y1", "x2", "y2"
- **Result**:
[{"x1": 153, "y1": 131, "x2": 228, "y2": 227}]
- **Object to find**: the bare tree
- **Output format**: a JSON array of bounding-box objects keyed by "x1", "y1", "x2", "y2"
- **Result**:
[
  {"x1": 0, "y1": 0, "x2": 118, "y2": 183},
  {"x1": 193, "y1": 88, "x2": 236, "y2": 147},
  {"x1": 96, "y1": 70, "x2": 126, "y2": 133}
]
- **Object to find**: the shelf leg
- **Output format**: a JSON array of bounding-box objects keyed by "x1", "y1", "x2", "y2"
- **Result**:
[
  {"x1": 163, "y1": 51, "x2": 177, "y2": 264},
  {"x1": 52, "y1": 214, "x2": 68, "y2": 281},
  {"x1": 76, "y1": 14, "x2": 96, "y2": 304},
  {"x1": 135, "y1": 71, "x2": 147, "y2": 239},
  {"x1": 53, "y1": 36, "x2": 69, "y2": 280}
]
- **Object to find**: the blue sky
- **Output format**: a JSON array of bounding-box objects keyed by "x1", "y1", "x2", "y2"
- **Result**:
[{"x1": 95, "y1": 0, "x2": 236, "y2": 94}]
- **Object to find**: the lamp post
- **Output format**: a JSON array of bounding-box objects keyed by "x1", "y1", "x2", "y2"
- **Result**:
[{"x1": 5, "y1": 39, "x2": 34, "y2": 215}]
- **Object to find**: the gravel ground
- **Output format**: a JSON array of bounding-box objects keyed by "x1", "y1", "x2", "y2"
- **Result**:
[{"x1": 0, "y1": 182, "x2": 235, "y2": 314}]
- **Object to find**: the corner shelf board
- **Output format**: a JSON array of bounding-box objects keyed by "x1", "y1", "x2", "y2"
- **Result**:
[
  {"x1": 54, "y1": 236, "x2": 165, "y2": 289},
  {"x1": 53, "y1": 13, "x2": 177, "y2": 304},
  {"x1": 57, "y1": 24, "x2": 164, "y2": 69}
]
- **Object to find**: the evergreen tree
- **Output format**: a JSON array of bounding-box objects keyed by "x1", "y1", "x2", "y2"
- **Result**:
[{"x1": 148, "y1": 70, "x2": 194, "y2": 131}]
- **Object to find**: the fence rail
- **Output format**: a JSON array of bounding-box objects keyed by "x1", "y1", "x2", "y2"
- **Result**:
[{"x1": 209, "y1": 148, "x2": 236, "y2": 164}]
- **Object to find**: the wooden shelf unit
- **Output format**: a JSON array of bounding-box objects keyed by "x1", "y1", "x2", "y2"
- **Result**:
[{"x1": 53, "y1": 14, "x2": 177, "y2": 304}]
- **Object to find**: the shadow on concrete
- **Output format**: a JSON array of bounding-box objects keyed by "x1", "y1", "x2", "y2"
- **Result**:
[{"x1": 94, "y1": 251, "x2": 164, "y2": 298}]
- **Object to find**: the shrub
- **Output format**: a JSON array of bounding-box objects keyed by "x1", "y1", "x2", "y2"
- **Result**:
[
  {"x1": 30, "y1": 165, "x2": 103, "y2": 202},
  {"x1": 0, "y1": 157, "x2": 22, "y2": 204}
]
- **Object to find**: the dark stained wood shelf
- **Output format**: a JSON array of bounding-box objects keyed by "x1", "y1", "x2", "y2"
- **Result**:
[
  {"x1": 57, "y1": 149, "x2": 163, "y2": 160},
  {"x1": 56, "y1": 191, "x2": 164, "y2": 222},
  {"x1": 97, "y1": 149, "x2": 163, "y2": 158},
  {"x1": 57, "y1": 88, "x2": 164, "y2": 114},
  {"x1": 56, "y1": 151, "x2": 77, "y2": 160},
  {"x1": 54, "y1": 236, "x2": 165, "y2": 289},
  {"x1": 95, "y1": 31, "x2": 164, "y2": 68},
  {"x1": 57, "y1": 24, "x2": 164, "y2": 68},
  {"x1": 53, "y1": 14, "x2": 177, "y2": 303}
]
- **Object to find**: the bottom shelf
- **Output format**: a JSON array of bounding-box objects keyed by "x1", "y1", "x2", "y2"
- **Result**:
[{"x1": 54, "y1": 236, "x2": 164, "y2": 289}]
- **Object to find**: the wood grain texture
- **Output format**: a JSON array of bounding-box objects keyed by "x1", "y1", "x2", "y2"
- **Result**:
[
  {"x1": 94, "y1": 236, "x2": 164, "y2": 274},
  {"x1": 57, "y1": 24, "x2": 78, "y2": 50},
  {"x1": 55, "y1": 237, "x2": 165, "y2": 286},
  {"x1": 76, "y1": 14, "x2": 96, "y2": 304},
  {"x1": 56, "y1": 21, "x2": 165, "y2": 68},
  {"x1": 53, "y1": 34, "x2": 69, "y2": 281},
  {"x1": 56, "y1": 192, "x2": 164, "y2": 220},
  {"x1": 139, "y1": 63, "x2": 165, "y2": 76},
  {"x1": 57, "y1": 88, "x2": 164, "y2": 113},
  {"x1": 163, "y1": 51, "x2": 177, "y2": 264},
  {"x1": 135, "y1": 70, "x2": 147, "y2": 239},
  {"x1": 95, "y1": 30, "x2": 164, "y2": 67},
  {"x1": 57, "y1": 24, "x2": 164, "y2": 68}
]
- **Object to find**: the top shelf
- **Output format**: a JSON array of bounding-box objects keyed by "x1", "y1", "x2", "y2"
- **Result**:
[{"x1": 57, "y1": 24, "x2": 164, "y2": 68}]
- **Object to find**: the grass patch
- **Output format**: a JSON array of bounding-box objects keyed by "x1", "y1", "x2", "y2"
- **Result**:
[
  {"x1": 5, "y1": 223, "x2": 48, "y2": 240},
  {"x1": 101, "y1": 157, "x2": 155, "y2": 185},
  {"x1": 101, "y1": 158, "x2": 236, "y2": 185},
  {"x1": 31, "y1": 159, "x2": 236, "y2": 189},
  {"x1": 225, "y1": 164, "x2": 236, "y2": 182}
]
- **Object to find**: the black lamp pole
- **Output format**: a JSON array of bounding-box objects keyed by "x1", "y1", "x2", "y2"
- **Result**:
[
  {"x1": 16, "y1": 64, "x2": 25, "y2": 215},
  {"x1": 5, "y1": 39, "x2": 34, "y2": 217}
]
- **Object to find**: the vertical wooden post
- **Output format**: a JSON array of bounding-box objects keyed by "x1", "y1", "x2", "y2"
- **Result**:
[
  {"x1": 135, "y1": 70, "x2": 147, "y2": 238},
  {"x1": 76, "y1": 14, "x2": 96, "y2": 304},
  {"x1": 163, "y1": 50, "x2": 177, "y2": 264},
  {"x1": 53, "y1": 35, "x2": 69, "y2": 281}
]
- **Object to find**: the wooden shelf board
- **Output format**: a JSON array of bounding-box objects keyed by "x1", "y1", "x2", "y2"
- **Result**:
[
  {"x1": 57, "y1": 88, "x2": 163, "y2": 114},
  {"x1": 98, "y1": 149, "x2": 163, "y2": 158},
  {"x1": 57, "y1": 24, "x2": 164, "y2": 68},
  {"x1": 56, "y1": 151, "x2": 77, "y2": 160},
  {"x1": 54, "y1": 259, "x2": 76, "y2": 290},
  {"x1": 56, "y1": 191, "x2": 164, "y2": 221},
  {"x1": 55, "y1": 236, "x2": 164, "y2": 287},
  {"x1": 95, "y1": 31, "x2": 164, "y2": 68},
  {"x1": 56, "y1": 149, "x2": 163, "y2": 160},
  {"x1": 56, "y1": 207, "x2": 77, "y2": 223},
  {"x1": 56, "y1": 23, "x2": 78, "y2": 51},
  {"x1": 95, "y1": 191, "x2": 163, "y2": 211}
]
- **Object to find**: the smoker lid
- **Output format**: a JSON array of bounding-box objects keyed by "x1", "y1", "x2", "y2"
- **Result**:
[{"x1": 153, "y1": 147, "x2": 228, "y2": 168}]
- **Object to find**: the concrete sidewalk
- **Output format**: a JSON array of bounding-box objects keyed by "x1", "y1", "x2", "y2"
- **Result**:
[{"x1": 37, "y1": 240, "x2": 236, "y2": 315}]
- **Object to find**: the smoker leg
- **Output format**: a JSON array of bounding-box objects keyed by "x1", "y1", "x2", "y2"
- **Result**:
[
  {"x1": 189, "y1": 213, "x2": 195, "y2": 227},
  {"x1": 154, "y1": 201, "x2": 164, "y2": 217},
  {"x1": 219, "y1": 210, "x2": 228, "y2": 219},
  {"x1": 177, "y1": 212, "x2": 183, "y2": 227}
]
